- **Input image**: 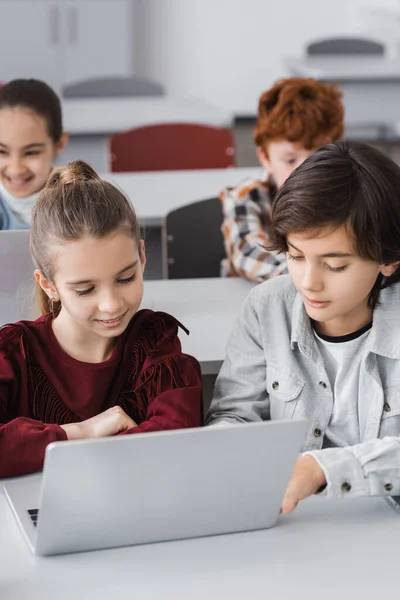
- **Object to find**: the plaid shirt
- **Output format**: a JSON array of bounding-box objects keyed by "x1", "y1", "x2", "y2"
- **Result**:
[{"x1": 220, "y1": 178, "x2": 287, "y2": 282}]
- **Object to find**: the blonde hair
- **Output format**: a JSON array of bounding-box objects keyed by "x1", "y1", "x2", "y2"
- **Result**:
[{"x1": 30, "y1": 160, "x2": 141, "y2": 316}]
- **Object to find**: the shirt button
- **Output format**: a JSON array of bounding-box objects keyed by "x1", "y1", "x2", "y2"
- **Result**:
[
  {"x1": 272, "y1": 381, "x2": 279, "y2": 390},
  {"x1": 383, "y1": 402, "x2": 391, "y2": 413},
  {"x1": 384, "y1": 483, "x2": 393, "y2": 492},
  {"x1": 313, "y1": 428, "x2": 322, "y2": 437},
  {"x1": 341, "y1": 482, "x2": 352, "y2": 493},
  {"x1": 319, "y1": 381, "x2": 327, "y2": 389}
]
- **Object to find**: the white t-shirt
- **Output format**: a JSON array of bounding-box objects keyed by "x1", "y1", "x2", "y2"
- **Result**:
[{"x1": 314, "y1": 322, "x2": 372, "y2": 448}]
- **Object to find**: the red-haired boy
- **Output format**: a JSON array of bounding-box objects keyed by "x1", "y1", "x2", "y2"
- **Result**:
[{"x1": 221, "y1": 77, "x2": 344, "y2": 282}]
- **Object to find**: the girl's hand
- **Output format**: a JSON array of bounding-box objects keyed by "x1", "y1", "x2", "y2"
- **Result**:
[
  {"x1": 281, "y1": 455, "x2": 326, "y2": 514},
  {"x1": 60, "y1": 406, "x2": 137, "y2": 440}
]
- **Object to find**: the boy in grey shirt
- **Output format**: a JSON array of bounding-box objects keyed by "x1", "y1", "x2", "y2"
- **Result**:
[{"x1": 207, "y1": 140, "x2": 400, "y2": 514}]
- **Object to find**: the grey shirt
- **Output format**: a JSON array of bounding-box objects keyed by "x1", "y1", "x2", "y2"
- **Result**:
[{"x1": 206, "y1": 275, "x2": 400, "y2": 499}]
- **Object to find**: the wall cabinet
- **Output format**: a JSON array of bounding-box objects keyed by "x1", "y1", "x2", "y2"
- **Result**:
[{"x1": 0, "y1": 0, "x2": 133, "y2": 93}]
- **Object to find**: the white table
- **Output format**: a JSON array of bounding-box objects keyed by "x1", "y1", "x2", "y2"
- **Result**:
[
  {"x1": 286, "y1": 57, "x2": 400, "y2": 134},
  {"x1": 142, "y1": 278, "x2": 254, "y2": 374},
  {"x1": 0, "y1": 276, "x2": 254, "y2": 374},
  {"x1": 0, "y1": 480, "x2": 398, "y2": 599},
  {"x1": 104, "y1": 167, "x2": 262, "y2": 227},
  {"x1": 287, "y1": 56, "x2": 400, "y2": 82},
  {"x1": 59, "y1": 96, "x2": 235, "y2": 172}
]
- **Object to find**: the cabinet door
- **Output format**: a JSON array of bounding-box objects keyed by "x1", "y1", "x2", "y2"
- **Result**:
[
  {"x1": 62, "y1": 0, "x2": 132, "y2": 85},
  {"x1": 0, "y1": 1, "x2": 62, "y2": 90}
]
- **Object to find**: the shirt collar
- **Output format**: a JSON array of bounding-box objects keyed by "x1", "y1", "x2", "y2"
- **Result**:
[
  {"x1": 368, "y1": 284, "x2": 400, "y2": 359},
  {"x1": 290, "y1": 293, "x2": 315, "y2": 358}
]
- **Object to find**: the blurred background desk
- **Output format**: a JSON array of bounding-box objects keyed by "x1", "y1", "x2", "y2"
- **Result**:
[
  {"x1": 0, "y1": 269, "x2": 254, "y2": 377},
  {"x1": 142, "y1": 277, "x2": 254, "y2": 375},
  {"x1": 105, "y1": 167, "x2": 261, "y2": 228}
]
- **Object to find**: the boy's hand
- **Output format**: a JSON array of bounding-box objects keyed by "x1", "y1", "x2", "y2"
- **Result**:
[
  {"x1": 281, "y1": 455, "x2": 326, "y2": 514},
  {"x1": 60, "y1": 406, "x2": 137, "y2": 440}
]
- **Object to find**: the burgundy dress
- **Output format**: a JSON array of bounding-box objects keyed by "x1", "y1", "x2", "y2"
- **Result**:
[{"x1": 0, "y1": 309, "x2": 203, "y2": 477}]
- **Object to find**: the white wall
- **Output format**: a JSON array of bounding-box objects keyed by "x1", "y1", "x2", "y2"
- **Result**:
[{"x1": 132, "y1": 0, "x2": 395, "y2": 115}]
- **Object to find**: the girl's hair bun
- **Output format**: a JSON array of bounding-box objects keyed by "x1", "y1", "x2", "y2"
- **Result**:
[{"x1": 45, "y1": 160, "x2": 101, "y2": 188}]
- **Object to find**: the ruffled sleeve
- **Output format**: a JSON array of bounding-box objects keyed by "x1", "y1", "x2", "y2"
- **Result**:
[
  {"x1": 0, "y1": 326, "x2": 67, "y2": 477},
  {"x1": 120, "y1": 312, "x2": 203, "y2": 434}
]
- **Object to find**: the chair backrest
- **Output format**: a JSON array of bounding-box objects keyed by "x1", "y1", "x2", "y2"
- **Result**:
[
  {"x1": 109, "y1": 123, "x2": 235, "y2": 172},
  {"x1": 162, "y1": 197, "x2": 225, "y2": 279},
  {"x1": 62, "y1": 76, "x2": 165, "y2": 98},
  {"x1": 307, "y1": 37, "x2": 385, "y2": 56}
]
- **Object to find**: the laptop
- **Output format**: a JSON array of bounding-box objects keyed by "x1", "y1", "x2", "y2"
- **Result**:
[
  {"x1": 4, "y1": 419, "x2": 308, "y2": 556},
  {"x1": 0, "y1": 229, "x2": 36, "y2": 324}
]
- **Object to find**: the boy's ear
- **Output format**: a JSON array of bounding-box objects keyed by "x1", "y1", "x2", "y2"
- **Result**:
[
  {"x1": 257, "y1": 146, "x2": 271, "y2": 172},
  {"x1": 34, "y1": 270, "x2": 59, "y2": 301},
  {"x1": 55, "y1": 132, "x2": 69, "y2": 156},
  {"x1": 380, "y1": 262, "x2": 400, "y2": 277}
]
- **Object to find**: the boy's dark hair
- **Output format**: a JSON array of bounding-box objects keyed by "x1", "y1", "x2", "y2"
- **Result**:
[
  {"x1": 270, "y1": 140, "x2": 400, "y2": 308},
  {"x1": 0, "y1": 79, "x2": 62, "y2": 142}
]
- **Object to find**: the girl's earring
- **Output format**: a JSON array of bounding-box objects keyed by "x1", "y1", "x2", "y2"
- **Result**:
[{"x1": 50, "y1": 296, "x2": 57, "y2": 314}]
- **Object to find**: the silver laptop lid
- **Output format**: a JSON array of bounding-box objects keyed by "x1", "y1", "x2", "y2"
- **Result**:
[
  {"x1": 31, "y1": 420, "x2": 307, "y2": 556},
  {"x1": 0, "y1": 230, "x2": 36, "y2": 324}
]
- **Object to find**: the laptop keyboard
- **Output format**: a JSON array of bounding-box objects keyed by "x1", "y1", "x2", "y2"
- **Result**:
[{"x1": 27, "y1": 508, "x2": 39, "y2": 527}]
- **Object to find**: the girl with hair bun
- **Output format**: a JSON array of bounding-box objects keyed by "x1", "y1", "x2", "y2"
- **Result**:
[
  {"x1": 220, "y1": 77, "x2": 344, "y2": 282},
  {"x1": 0, "y1": 161, "x2": 202, "y2": 477}
]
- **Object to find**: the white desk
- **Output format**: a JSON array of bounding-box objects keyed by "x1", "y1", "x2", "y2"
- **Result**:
[
  {"x1": 104, "y1": 167, "x2": 262, "y2": 227},
  {"x1": 0, "y1": 275, "x2": 254, "y2": 375},
  {"x1": 286, "y1": 57, "x2": 400, "y2": 133},
  {"x1": 142, "y1": 278, "x2": 254, "y2": 374},
  {"x1": 287, "y1": 56, "x2": 400, "y2": 82},
  {"x1": 0, "y1": 480, "x2": 398, "y2": 599},
  {"x1": 59, "y1": 96, "x2": 235, "y2": 172}
]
